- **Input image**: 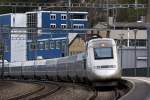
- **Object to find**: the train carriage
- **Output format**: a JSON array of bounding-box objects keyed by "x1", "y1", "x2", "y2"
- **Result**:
[{"x1": 3, "y1": 38, "x2": 121, "y2": 83}]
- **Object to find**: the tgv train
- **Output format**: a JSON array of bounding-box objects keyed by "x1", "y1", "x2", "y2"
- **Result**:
[{"x1": 3, "y1": 38, "x2": 121, "y2": 82}]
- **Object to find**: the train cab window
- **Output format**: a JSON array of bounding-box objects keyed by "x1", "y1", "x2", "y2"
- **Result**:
[{"x1": 94, "y1": 47, "x2": 113, "y2": 59}]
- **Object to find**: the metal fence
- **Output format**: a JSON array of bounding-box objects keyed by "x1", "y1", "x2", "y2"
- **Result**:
[{"x1": 118, "y1": 47, "x2": 148, "y2": 76}]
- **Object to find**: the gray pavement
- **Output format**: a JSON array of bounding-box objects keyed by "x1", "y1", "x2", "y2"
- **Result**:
[{"x1": 120, "y1": 77, "x2": 150, "y2": 100}]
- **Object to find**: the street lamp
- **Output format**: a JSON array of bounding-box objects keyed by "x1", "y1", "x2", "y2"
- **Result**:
[
  {"x1": 133, "y1": 29, "x2": 137, "y2": 76},
  {"x1": 119, "y1": 33, "x2": 124, "y2": 69}
]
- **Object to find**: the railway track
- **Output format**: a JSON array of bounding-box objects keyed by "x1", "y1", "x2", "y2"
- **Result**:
[
  {"x1": 0, "y1": 79, "x2": 132, "y2": 100},
  {"x1": 92, "y1": 87, "x2": 121, "y2": 100},
  {"x1": 88, "y1": 79, "x2": 132, "y2": 100},
  {"x1": 7, "y1": 81, "x2": 61, "y2": 100}
]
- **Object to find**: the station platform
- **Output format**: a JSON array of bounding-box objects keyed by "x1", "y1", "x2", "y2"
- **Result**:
[{"x1": 120, "y1": 77, "x2": 150, "y2": 100}]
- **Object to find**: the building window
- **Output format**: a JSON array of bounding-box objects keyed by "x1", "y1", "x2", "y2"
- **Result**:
[
  {"x1": 45, "y1": 41, "x2": 49, "y2": 50},
  {"x1": 50, "y1": 14, "x2": 56, "y2": 20},
  {"x1": 73, "y1": 24, "x2": 84, "y2": 29},
  {"x1": 27, "y1": 13, "x2": 38, "y2": 40},
  {"x1": 56, "y1": 40, "x2": 61, "y2": 49},
  {"x1": 38, "y1": 41, "x2": 45, "y2": 50},
  {"x1": 62, "y1": 40, "x2": 66, "y2": 51},
  {"x1": 116, "y1": 39, "x2": 147, "y2": 47},
  {"x1": 61, "y1": 24, "x2": 67, "y2": 29},
  {"x1": 136, "y1": 40, "x2": 146, "y2": 47},
  {"x1": 29, "y1": 42, "x2": 36, "y2": 51},
  {"x1": 129, "y1": 40, "x2": 135, "y2": 47},
  {"x1": 61, "y1": 14, "x2": 67, "y2": 20},
  {"x1": 73, "y1": 25, "x2": 78, "y2": 29},
  {"x1": 50, "y1": 24, "x2": 56, "y2": 29},
  {"x1": 4, "y1": 45, "x2": 9, "y2": 52},
  {"x1": 79, "y1": 25, "x2": 84, "y2": 29},
  {"x1": 50, "y1": 41, "x2": 55, "y2": 49},
  {"x1": 70, "y1": 14, "x2": 87, "y2": 20},
  {"x1": 3, "y1": 40, "x2": 9, "y2": 52}
]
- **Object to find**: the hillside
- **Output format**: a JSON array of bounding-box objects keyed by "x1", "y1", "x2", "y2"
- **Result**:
[{"x1": 0, "y1": 0, "x2": 148, "y2": 25}]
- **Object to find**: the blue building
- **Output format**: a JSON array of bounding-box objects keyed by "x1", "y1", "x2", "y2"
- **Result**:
[
  {"x1": 0, "y1": 13, "x2": 27, "y2": 62},
  {"x1": 0, "y1": 11, "x2": 89, "y2": 62},
  {"x1": 26, "y1": 11, "x2": 88, "y2": 60}
]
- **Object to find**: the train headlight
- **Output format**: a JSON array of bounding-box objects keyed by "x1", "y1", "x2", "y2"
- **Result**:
[{"x1": 101, "y1": 43, "x2": 105, "y2": 47}]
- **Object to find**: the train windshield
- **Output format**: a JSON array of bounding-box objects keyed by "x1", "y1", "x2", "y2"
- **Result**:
[{"x1": 94, "y1": 47, "x2": 113, "y2": 59}]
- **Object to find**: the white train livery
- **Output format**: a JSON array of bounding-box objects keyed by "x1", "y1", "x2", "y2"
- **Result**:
[{"x1": 3, "y1": 38, "x2": 121, "y2": 82}]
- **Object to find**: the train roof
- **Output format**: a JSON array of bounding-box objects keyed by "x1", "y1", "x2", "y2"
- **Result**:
[
  {"x1": 8, "y1": 53, "x2": 85, "y2": 67},
  {"x1": 9, "y1": 60, "x2": 47, "y2": 67},
  {"x1": 88, "y1": 38, "x2": 114, "y2": 42},
  {"x1": 87, "y1": 38, "x2": 116, "y2": 47}
]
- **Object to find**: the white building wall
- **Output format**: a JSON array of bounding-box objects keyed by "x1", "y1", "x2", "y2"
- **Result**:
[
  {"x1": 10, "y1": 14, "x2": 27, "y2": 62},
  {"x1": 11, "y1": 34, "x2": 27, "y2": 62},
  {"x1": 11, "y1": 14, "x2": 26, "y2": 27},
  {"x1": 37, "y1": 12, "x2": 42, "y2": 34},
  {"x1": 110, "y1": 30, "x2": 147, "y2": 39}
]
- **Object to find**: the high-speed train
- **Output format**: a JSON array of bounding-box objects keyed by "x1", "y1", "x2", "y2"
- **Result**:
[{"x1": 3, "y1": 38, "x2": 121, "y2": 83}]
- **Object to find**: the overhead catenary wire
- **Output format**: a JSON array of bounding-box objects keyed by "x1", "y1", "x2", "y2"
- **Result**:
[{"x1": 0, "y1": 2, "x2": 146, "y2": 9}]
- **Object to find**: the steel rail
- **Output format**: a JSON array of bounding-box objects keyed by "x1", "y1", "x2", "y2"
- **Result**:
[
  {"x1": 7, "y1": 81, "x2": 45, "y2": 100},
  {"x1": 7, "y1": 80, "x2": 61, "y2": 100}
]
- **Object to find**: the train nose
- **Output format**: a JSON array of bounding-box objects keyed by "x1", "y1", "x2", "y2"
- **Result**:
[{"x1": 89, "y1": 68, "x2": 121, "y2": 81}]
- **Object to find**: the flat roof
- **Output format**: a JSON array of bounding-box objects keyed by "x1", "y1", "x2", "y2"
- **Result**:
[
  {"x1": 110, "y1": 22, "x2": 148, "y2": 28},
  {"x1": 26, "y1": 11, "x2": 88, "y2": 14},
  {"x1": 0, "y1": 13, "x2": 25, "y2": 17}
]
